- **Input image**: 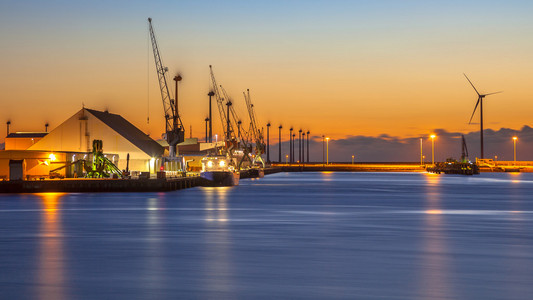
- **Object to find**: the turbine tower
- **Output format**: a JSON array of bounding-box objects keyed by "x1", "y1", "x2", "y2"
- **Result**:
[{"x1": 464, "y1": 73, "x2": 502, "y2": 159}]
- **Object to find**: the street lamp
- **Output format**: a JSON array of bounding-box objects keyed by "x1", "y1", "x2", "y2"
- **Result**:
[
  {"x1": 289, "y1": 128, "x2": 293, "y2": 164},
  {"x1": 326, "y1": 137, "x2": 330, "y2": 165},
  {"x1": 352, "y1": 155, "x2": 354, "y2": 164},
  {"x1": 278, "y1": 125, "x2": 282, "y2": 163},
  {"x1": 420, "y1": 138, "x2": 423, "y2": 166},
  {"x1": 513, "y1": 136, "x2": 518, "y2": 165},
  {"x1": 430, "y1": 134, "x2": 436, "y2": 165},
  {"x1": 266, "y1": 123, "x2": 271, "y2": 163},
  {"x1": 322, "y1": 135, "x2": 325, "y2": 166},
  {"x1": 286, "y1": 154, "x2": 288, "y2": 164}
]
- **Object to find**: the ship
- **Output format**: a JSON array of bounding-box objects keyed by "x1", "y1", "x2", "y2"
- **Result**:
[
  {"x1": 200, "y1": 155, "x2": 240, "y2": 186},
  {"x1": 426, "y1": 135, "x2": 480, "y2": 175}
]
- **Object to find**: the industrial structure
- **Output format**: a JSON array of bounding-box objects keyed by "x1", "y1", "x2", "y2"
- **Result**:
[{"x1": 0, "y1": 108, "x2": 164, "y2": 180}]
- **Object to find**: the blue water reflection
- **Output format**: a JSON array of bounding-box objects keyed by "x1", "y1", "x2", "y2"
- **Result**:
[{"x1": 0, "y1": 172, "x2": 533, "y2": 299}]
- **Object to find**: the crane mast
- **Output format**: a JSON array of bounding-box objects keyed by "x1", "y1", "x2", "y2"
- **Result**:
[
  {"x1": 244, "y1": 89, "x2": 265, "y2": 167},
  {"x1": 148, "y1": 18, "x2": 184, "y2": 157},
  {"x1": 209, "y1": 65, "x2": 234, "y2": 141}
]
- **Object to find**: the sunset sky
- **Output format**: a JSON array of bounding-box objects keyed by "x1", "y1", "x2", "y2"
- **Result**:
[{"x1": 1, "y1": 1, "x2": 533, "y2": 160}]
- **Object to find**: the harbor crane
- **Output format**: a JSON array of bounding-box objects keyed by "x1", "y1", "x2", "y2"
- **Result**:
[
  {"x1": 148, "y1": 18, "x2": 185, "y2": 157},
  {"x1": 243, "y1": 89, "x2": 265, "y2": 167},
  {"x1": 209, "y1": 65, "x2": 253, "y2": 169}
]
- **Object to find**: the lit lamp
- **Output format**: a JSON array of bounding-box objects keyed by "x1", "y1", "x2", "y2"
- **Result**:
[
  {"x1": 430, "y1": 134, "x2": 436, "y2": 165},
  {"x1": 352, "y1": 155, "x2": 355, "y2": 164},
  {"x1": 513, "y1": 136, "x2": 518, "y2": 165}
]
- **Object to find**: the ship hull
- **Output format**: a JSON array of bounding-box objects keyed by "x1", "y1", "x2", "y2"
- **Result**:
[{"x1": 200, "y1": 171, "x2": 240, "y2": 186}]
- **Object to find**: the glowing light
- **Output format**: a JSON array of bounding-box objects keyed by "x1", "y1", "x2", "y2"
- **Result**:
[
  {"x1": 426, "y1": 209, "x2": 442, "y2": 215},
  {"x1": 219, "y1": 160, "x2": 226, "y2": 167},
  {"x1": 430, "y1": 134, "x2": 436, "y2": 139},
  {"x1": 207, "y1": 161, "x2": 214, "y2": 168},
  {"x1": 513, "y1": 136, "x2": 518, "y2": 141},
  {"x1": 48, "y1": 153, "x2": 56, "y2": 161}
]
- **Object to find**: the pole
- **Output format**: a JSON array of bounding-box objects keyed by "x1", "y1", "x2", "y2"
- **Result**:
[
  {"x1": 480, "y1": 98, "x2": 484, "y2": 159},
  {"x1": 208, "y1": 91, "x2": 214, "y2": 142},
  {"x1": 513, "y1": 137, "x2": 517, "y2": 165},
  {"x1": 267, "y1": 123, "x2": 271, "y2": 163},
  {"x1": 326, "y1": 138, "x2": 330, "y2": 165},
  {"x1": 302, "y1": 132, "x2": 305, "y2": 164},
  {"x1": 298, "y1": 129, "x2": 302, "y2": 163},
  {"x1": 431, "y1": 137, "x2": 435, "y2": 165},
  {"x1": 278, "y1": 125, "x2": 282, "y2": 163},
  {"x1": 289, "y1": 128, "x2": 293, "y2": 164},
  {"x1": 352, "y1": 155, "x2": 354, "y2": 164},
  {"x1": 292, "y1": 134, "x2": 296, "y2": 163},
  {"x1": 420, "y1": 138, "x2": 423, "y2": 166},
  {"x1": 205, "y1": 118, "x2": 209, "y2": 142},
  {"x1": 6, "y1": 121, "x2": 10, "y2": 136},
  {"x1": 307, "y1": 131, "x2": 310, "y2": 163},
  {"x1": 226, "y1": 101, "x2": 231, "y2": 141},
  {"x1": 322, "y1": 135, "x2": 325, "y2": 166}
]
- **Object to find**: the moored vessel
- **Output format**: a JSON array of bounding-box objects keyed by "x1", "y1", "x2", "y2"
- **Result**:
[{"x1": 200, "y1": 155, "x2": 240, "y2": 186}]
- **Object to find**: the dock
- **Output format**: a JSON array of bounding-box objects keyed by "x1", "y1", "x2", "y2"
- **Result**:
[
  {"x1": 0, "y1": 177, "x2": 201, "y2": 193},
  {"x1": 273, "y1": 163, "x2": 425, "y2": 172}
]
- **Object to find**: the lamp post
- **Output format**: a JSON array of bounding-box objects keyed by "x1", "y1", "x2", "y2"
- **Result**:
[
  {"x1": 326, "y1": 137, "x2": 330, "y2": 165},
  {"x1": 302, "y1": 132, "x2": 306, "y2": 164},
  {"x1": 306, "y1": 130, "x2": 310, "y2": 163},
  {"x1": 6, "y1": 120, "x2": 10, "y2": 136},
  {"x1": 322, "y1": 135, "x2": 325, "y2": 166},
  {"x1": 289, "y1": 128, "x2": 293, "y2": 164},
  {"x1": 430, "y1": 134, "x2": 436, "y2": 164},
  {"x1": 215, "y1": 134, "x2": 218, "y2": 143},
  {"x1": 208, "y1": 91, "x2": 214, "y2": 142},
  {"x1": 266, "y1": 123, "x2": 271, "y2": 163},
  {"x1": 204, "y1": 117, "x2": 209, "y2": 142},
  {"x1": 278, "y1": 125, "x2": 282, "y2": 163},
  {"x1": 352, "y1": 155, "x2": 354, "y2": 164},
  {"x1": 292, "y1": 133, "x2": 296, "y2": 163},
  {"x1": 286, "y1": 154, "x2": 288, "y2": 164},
  {"x1": 513, "y1": 136, "x2": 518, "y2": 165},
  {"x1": 298, "y1": 129, "x2": 302, "y2": 163},
  {"x1": 420, "y1": 138, "x2": 423, "y2": 166}
]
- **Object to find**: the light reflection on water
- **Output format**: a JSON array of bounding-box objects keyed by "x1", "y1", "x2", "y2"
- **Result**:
[
  {"x1": 203, "y1": 187, "x2": 234, "y2": 298},
  {"x1": 37, "y1": 192, "x2": 66, "y2": 300},
  {"x1": 1, "y1": 172, "x2": 533, "y2": 299}
]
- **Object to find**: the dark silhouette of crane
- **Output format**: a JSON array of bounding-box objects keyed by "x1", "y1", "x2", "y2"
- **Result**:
[{"x1": 148, "y1": 18, "x2": 185, "y2": 157}]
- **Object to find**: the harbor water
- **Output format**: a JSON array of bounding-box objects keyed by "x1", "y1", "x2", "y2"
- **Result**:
[{"x1": 1, "y1": 172, "x2": 533, "y2": 299}]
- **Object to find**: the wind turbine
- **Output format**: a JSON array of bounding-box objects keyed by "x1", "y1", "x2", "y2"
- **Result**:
[{"x1": 464, "y1": 73, "x2": 502, "y2": 159}]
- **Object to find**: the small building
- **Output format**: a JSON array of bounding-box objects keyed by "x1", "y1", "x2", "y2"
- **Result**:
[
  {"x1": 27, "y1": 108, "x2": 164, "y2": 172},
  {"x1": 4, "y1": 132, "x2": 48, "y2": 150},
  {"x1": 0, "y1": 108, "x2": 164, "y2": 179}
]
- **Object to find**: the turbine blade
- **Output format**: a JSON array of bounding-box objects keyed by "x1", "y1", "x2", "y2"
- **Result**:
[
  {"x1": 484, "y1": 91, "x2": 503, "y2": 96},
  {"x1": 468, "y1": 98, "x2": 481, "y2": 124},
  {"x1": 463, "y1": 73, "x2": 481, "y2": 96}
]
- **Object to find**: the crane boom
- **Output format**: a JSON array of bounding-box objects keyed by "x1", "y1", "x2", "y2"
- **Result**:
[
  {"x1": 148, "y1": 18, "x2": 184, "y2": 156},
  {"x1": 209, "y1": 65, "x2": 232, "y2": 140}
]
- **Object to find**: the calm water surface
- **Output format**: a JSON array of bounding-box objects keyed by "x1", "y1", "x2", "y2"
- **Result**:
[{"x1": 1, "y1": 172, "x2": 533, "y2": 299}]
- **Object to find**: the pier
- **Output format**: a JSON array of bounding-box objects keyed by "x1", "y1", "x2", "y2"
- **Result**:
[
  {"x1": 0, "y1": 177, "x2": 201, "y2": 193},
  {"x1": 273, "y1": 163, "x2": 425, "y2": 172}
]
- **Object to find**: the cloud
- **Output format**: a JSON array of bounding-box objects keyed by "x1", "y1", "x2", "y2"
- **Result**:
[{"x1": 267, "y1": 126, "x2": 533, "y2": 162}]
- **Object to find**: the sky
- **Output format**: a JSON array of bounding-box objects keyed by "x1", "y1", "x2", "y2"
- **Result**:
[{"x1": 1, "y1": 0, "x2": 533, "y2": 161}]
